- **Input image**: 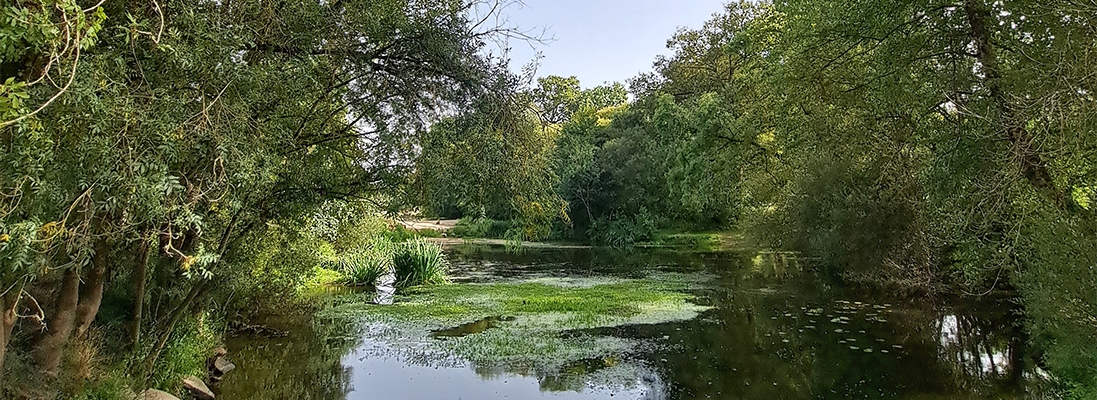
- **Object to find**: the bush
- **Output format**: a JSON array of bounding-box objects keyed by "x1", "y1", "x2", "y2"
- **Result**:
[
  {"x1": 148, "y1": 313, "x2": 221, "y2": 391},
  {"x1": 393, "y1": 239, "x2": 450, "y2": 288},
  {"x1": 1017, "y1": 207, "x2": 1097, "y2": 398},
  {"x1": 330, "y1": 238, "x2": 395, "y2": 286},
  {"x1": 587, "y1": 209, "x2": 658, "y2": 247},
  {"x1": 221, "y1": 222, "x2": 331, "y2": 317}
]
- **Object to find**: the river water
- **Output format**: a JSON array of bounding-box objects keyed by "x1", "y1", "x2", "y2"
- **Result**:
[{"x1": 218, "y1": 245, "x2": 1054, "y2": 399}]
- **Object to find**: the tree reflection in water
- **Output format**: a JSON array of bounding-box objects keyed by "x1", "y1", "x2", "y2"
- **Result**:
[{"x1": 219, "y1": 314, "x2": 361, "y2": 400}]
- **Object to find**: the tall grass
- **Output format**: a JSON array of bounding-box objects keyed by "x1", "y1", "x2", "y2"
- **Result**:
[
  {"x1": 393, "y1": 239, "x2": 450, "y2": 288},
  {"x1": 330, "y1": 238, "x2": 394, "y2": 286}
]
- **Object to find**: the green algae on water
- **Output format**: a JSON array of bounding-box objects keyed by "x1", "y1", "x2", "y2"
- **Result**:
[
  {"x1": 317, "y1": 275, "x2": 711, "y2": 390},
  {"x1": 323, "y1": 278, "x2": 710, "y2": 331}
]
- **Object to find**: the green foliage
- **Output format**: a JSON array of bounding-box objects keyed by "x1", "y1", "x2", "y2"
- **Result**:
[
  {"x1": 749, "y1": 155, "x2": 933, "y2": 283},
  {"x1": 450, "y1": 217, "x2": 514, "y2": 239},
  {"x1": 546, "y1": 90, "x2": 746, "y2": 241},
  {"x1": 310, "y1": 201, "x2": 390, "y2": 253},
  {"x1": 382, "y1": 224, "x2": 422, "y2": 243},
  {"x1": 393, "y1": 239, "x2": 450, "y2": 288},
  {"x1": 221, "y1": 220, "x2": 332, "y2": 316},
  {"x1": 410, "y1": 94, "x2": 568, "y2": 240},
  {"x1": 586, "y1": 209, "x2": 658, "y2": 248},
  {"x1": 148, "y1": 313, "x2": 221, "y2": 391},
  {"x1": 329, "y1": 238, "x2": 395, "y2": 286},
  {"x1": 1017, "y1": 207, "x2": 1097, "y2": 399},
  {"x1": 531, "y1": 76, "x2": 627, "y2": 125},
  {"x1": 0, "y1": 0, "x2": 523, "y2": 389}
]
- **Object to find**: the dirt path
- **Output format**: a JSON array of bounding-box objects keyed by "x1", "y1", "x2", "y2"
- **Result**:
[{"x1": 397, "y1": 219, "x2": 459, "y2": 232}]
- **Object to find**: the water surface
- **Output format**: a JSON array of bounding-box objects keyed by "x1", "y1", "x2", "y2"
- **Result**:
[{"x1": 219, "y1": 245, "x2": 1052, "y2": 399}]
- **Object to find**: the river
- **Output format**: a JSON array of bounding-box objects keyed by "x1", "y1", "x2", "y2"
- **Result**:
[{"x1": 217, "y1": 244, "x2": 1054, "y2": 399}]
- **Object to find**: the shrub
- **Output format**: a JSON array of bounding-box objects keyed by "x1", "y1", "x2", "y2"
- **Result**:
[
  {"x1": 221, "y1": 222, "x2": 331, "y2": 317},
  {"x1": 148, "y1": 313, "x2": 221, "y2": 391},
  {"x1": 587, "y1": 209, "x2": 658, "y2": 247},
  {"x1": 393, "y1": 239, "x2": 450, "y2": 288}
]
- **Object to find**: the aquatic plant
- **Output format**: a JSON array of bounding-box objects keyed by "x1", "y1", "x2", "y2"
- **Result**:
[
  {"x1": 393, "y1": 239, "x2": 450, "y2": 288},
  {"x1": 331, "y1": 239, "x2": 395, "y2": 286}
]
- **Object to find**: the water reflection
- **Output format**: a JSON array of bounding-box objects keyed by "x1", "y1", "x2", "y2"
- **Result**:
[
  {"x1": 219, "y1": 314, "x2": 356, "y2": 400},
  {"x1": 220, "y1": 246, "x2": 1053, "y2": 400},
  {"x1": 373, "y1": 268, "x2": 396, "y2": 305},
  {"x1": 929, "y1": 298, "x2": 1036, "y2": 395}
]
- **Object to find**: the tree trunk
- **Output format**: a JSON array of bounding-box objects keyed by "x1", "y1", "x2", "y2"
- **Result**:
[
  {"x1": 0, "y1": 292, "x2": 18, "y2": 381},
  {"x1": 963, "y1": 0, "x2": 1060, "y2": 204},
  {"x1": 35, "y1": 268, "x2": 81, "y2": 375},
  {"x1": 74, "y1": 239, "x2": 110, "y2": 338},
  {"x1": 144, "y1": 210, "x2": 243, "y2": 372},
  {"x1": 129, "y1": 232, "x2": 152, "y2": 348},
  {"x1": 143, "y1": 280, "x2": 205, "y2": 372}
]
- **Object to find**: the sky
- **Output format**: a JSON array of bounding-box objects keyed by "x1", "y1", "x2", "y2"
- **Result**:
[{"x1": 482, "y1": 0, "x2": 728, "y2": 88}]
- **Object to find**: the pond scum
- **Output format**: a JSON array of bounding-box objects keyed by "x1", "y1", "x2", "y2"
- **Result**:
[{"x1": 317, "y1": 273, "x2": 712, "y2": 391}]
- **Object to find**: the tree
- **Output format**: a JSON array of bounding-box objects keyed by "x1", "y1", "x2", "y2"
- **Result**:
[
  {"x1": 532, "y1": 75, "x2": 582, "y2": 125},
  {"x1": 412, "y1": 91, "x2": 567, "y2": 240},
  {"x1": 0, "y1": 0, "x2": 525, "y2": 384},
  {"x1": 531, "y1": 75, "x2": 627, "y2": 126}
]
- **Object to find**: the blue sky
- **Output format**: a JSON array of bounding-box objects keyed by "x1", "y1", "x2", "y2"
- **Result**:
[{"x1": 484, "y1": 0, "x2": 727, "y2": 88}]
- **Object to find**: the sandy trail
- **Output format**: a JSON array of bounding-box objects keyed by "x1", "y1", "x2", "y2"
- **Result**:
[{"x1": 397, "y1": 219, "x2": 459, "y2": 231}]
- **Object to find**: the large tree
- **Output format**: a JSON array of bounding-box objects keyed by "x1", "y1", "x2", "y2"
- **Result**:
[{"x1": 0, "y1": 0, "x2": 519, "y2": 383}]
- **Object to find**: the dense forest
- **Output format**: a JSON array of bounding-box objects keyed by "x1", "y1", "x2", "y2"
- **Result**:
[{"x1": 0, "y1": 0, "x2": 1094, "y2": 399}]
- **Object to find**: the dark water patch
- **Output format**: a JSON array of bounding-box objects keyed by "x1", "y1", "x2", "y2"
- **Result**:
[{"x1": 430, "y1": 316, "x2": 516, "y2": 338}]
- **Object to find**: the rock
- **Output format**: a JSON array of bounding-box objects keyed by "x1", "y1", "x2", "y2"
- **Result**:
[
  {"x1": 182, "y1": 376, "x2": 215, "y2": 400},
  {"x1": 119, "y1": 388, "x2": 137, "y2": 400},
  {"x1": 212, "y1": 357, "x2": 235, "y2": 375},
  {"x1": 139, "y1": 389, "x2": 181, "y2": 400}
]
